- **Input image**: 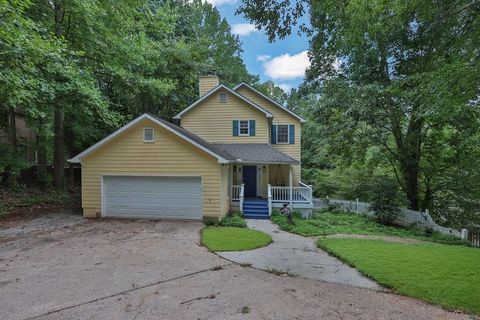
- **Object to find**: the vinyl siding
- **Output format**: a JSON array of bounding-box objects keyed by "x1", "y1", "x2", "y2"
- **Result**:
[
  {"x1": 180, "y1": 91, "x2": 269, "y2": 144},
  {"x1": 237, "y1": 86, "x2": 302, "y2": 185},
  {"x1": 81, "y1": 118, "x2": 226, "y2": 218}
]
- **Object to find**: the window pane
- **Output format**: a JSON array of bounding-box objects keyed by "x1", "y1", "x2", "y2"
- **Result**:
[
  {"x1": 219, "y1": 92, "x2": 227, "y2": 102},
  {"x1": 277, "y1": 125, "x2": 288, "y2": 143},
  {"x1": 239, "y1": 120, "x2": 249, "y2": 135},
  {"x1": 144, "y1": 128, "x2": 154, "y2": 141}
]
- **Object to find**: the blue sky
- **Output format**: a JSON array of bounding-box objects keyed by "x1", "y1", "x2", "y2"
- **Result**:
[{"x1": 209, "y1": 0, "x2": 310, "y2": 92}]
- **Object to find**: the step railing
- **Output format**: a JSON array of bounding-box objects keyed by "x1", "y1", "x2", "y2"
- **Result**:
[
  {"x1": 267, "y1": 184, "x2": 272, "y2": 216},
  {"x1": 239, "y1": 183, "x2": 244, "y2": 213}
]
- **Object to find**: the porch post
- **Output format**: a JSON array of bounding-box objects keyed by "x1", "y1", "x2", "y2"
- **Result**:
[{"x1": 289, "y1": 165, "x2": 293, "y2": 209}]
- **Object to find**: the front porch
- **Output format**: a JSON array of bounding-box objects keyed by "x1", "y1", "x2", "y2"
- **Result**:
[{"x1": 229, "y1": 163, "x2": 313, "y2": 219}]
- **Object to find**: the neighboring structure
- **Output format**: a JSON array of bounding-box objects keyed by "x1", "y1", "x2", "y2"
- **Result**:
[{"x1": 70, "y1": 75, "x2": 312, "y2": 220}]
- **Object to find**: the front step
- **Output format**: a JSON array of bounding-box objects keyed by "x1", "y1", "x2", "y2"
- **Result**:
[{"x1": 242, "y1": 199, "x2": 269, "y2": 219}]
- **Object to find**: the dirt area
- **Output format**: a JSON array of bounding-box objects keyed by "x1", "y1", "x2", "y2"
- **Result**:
[{"x1": 0, "y1": 210, "x2": 471, "y2": 320}]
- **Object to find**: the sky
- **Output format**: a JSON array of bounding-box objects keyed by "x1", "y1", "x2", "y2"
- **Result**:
[{"x1": 207, "y1": 0, "x2": 311, "y2": 92}]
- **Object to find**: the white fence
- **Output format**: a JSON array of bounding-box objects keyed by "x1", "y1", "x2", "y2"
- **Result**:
[{"x1": 313, "y1": 198, "x2": 462, "y2": 239}]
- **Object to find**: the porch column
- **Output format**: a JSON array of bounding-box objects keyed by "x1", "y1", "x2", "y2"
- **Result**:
[{"x1": 289, "y1": 165, "x2": 293, "y2": 209}]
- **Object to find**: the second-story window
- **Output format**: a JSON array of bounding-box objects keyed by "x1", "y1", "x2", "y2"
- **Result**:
[
  {"x1": 277, "y1": 125, "x2": 289, "y2": 143},
  {"x1": 239, "y1": 120, "x2": 249, "y2": 135}
]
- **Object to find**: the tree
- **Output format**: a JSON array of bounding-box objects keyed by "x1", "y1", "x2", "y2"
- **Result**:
[{"x1": 239, "y1": 0, "x2": 480, "y2": 218}]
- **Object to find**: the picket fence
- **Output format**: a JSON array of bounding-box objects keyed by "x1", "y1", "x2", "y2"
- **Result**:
[{"x1": 313, "y1": 198, "x2": 463, "y2": 239}]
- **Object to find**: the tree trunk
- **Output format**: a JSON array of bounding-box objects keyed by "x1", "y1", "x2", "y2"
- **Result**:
[
  {"x1": 37, "y1": 120, "x2": 49, "y2": 188},
  {"x1": 396, "y1": 117, "x2": 423, "y2": 211},
  {"x1": 53, "y1": 105, "x2": 65, "y2": 188},
  {"x1": 7, "y1": 106, "x2": 17, "y2": 187},
  {"x1": 52, "y1": 0, "x2": 65, "y2": 189}
]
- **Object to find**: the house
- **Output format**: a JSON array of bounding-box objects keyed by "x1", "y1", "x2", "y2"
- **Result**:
[{"x1": 69, "y1": 75, "x2": 313, "y2": 220}]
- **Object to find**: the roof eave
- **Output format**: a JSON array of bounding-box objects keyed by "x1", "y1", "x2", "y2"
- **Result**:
[
  {"x1": 173, "y1": 84, "x2": 273, "y2": 119},
  {"x1": 233, "y1": 82, "x2": 306, "y2": 123},
  {"x1": 68, "y1": 113, "x2": 230, "y2": 164}
]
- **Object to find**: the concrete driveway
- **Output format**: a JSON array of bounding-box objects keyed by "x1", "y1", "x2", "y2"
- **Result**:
[{"x1": 0, "y1": 210, "x2": 469, "y2": 320}]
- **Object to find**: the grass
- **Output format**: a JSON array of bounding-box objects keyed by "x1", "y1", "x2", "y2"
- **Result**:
[
  {"x1": 317, "y1": 239, "x2": 480, "y2": 314},
  {"x1": 201, "y1": 227, "x2": 272, "y2": 252},
  {"x1": 271, "y1": 210, "x2": 468, "y2": 246}
]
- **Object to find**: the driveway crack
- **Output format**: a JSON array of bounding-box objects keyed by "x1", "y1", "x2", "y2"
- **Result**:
[{"x1": 24, "y1": 263, "x2": 233, "y2": 320}]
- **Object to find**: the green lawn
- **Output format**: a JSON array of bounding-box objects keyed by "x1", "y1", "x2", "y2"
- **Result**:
[
  {"x1": 201, "y1": 227, "x2": 272, "y2": 251},
  {"x1": 271, "y1": 211, "x2": 467, "y2": 245},
  {"x1": 317, "y1": 239, "x2": 480, "y2": 314}
]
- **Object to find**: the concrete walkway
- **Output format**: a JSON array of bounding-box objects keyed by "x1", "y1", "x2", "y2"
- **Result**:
[{"x1": 217, "y1": 219, "x2": 379, "y2": 289}]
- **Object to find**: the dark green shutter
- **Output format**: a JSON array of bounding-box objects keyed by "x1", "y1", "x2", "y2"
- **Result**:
[
  {"x1": 289, "y1": 125, "x2": 295, "y2": 144},
  {"x1": 271, "y1": 124, "x2": 277, "y2": 144},
  {"x1": 233, "y1": 120, "x2": 239, "y2": 136},
  {"x1": 249, "y1": 120, "x2": 255, "y2": 136}
]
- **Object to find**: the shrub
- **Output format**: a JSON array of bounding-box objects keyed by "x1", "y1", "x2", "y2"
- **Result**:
[
  {"x1": 368, "y1": 176, "x2": 401, "y2": 224},
  {"x1": 203, "y1": 217, "x2": 218, "y2": 226},
  {"x1": 218, "y1": 212, "x2": 247, "y2": 228}
]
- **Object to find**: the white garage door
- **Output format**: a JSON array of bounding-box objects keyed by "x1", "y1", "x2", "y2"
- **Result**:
[{"x1": 103, "y1": 176, "x2": 202, "y2": 220}]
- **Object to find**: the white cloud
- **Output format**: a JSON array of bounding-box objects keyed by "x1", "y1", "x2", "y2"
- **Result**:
[
  {"x1": 256, "y1": 55, "x2": 271, "y2": 62},
  {"x1": 263, "y1": 51, "x2": 310, "y2": 80},
  {"x1": 231, "y1": 23, "x2": 258, "y2": 36},
  {"x1": 204, "y1": 0, "x2": 237, "y2": 6},
  {"x1": 277, "y1": 83, "x2": 292, "y2": 92}
]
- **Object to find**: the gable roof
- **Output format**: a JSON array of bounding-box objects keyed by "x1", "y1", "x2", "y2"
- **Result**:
[
  {"x1": 68, "y1": 113, "x2": 231, "y2": 164},
  {"x1": 173, "y1": 84, "x2": 273, "y2": 120},
  {"x1": 233, "y1": 82, "x2": 306, "y2": 123}
]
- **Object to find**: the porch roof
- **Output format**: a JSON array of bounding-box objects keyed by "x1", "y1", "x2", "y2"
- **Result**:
[{"x1": 211, "y1": 143, "x2": 299, "y2": 165}]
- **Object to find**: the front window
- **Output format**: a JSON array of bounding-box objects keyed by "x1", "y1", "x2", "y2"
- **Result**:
[
  {"x1": 239, "y1": 120, "x2": 249, "y2": 135},
  {"x1": 277, "y1": 125, "x2": 289, "y2": 143}
]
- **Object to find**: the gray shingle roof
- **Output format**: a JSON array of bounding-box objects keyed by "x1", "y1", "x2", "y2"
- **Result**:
[
  {"x1": 149, "y1": 114, "x2": 297, "y2": 164},
  {"x1": 211, "y1": 143, "x2": 299, "y2": 164}
]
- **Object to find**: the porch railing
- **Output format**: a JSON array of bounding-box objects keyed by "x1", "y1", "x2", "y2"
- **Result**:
[
  {"x1": 271, "y1": 184, "x2": 312, "y2": 204},
  {"x1": 231, "y1": 185, "x2": 241, "y2": 201}
]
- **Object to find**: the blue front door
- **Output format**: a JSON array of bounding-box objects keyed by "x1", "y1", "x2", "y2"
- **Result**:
[{"x1": 243, "y1": 166, "x2": 257, "y2": 197}]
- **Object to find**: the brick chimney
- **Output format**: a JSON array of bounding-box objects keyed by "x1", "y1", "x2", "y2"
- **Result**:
[{"x1": 199, "y1": 74, "x2": 219, "y2": 97}]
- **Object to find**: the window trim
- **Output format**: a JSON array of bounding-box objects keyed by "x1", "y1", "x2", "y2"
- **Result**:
[
  {"x1": 143, "y1": 127, "x2": 155, "y2": 143},
  {"x1": 219, "y1": 92, "x2": 227, "y2": 103},
  {"x1": 276, "y1": 124, "x2": 289, "y2": 144},
  {"x1": 238, "y1": 120, "x2": 250, "y2": 136}
]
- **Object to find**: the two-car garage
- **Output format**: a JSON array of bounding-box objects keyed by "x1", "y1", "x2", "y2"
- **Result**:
[{"x1": 102, "y1": 176, "x2": 203, "y2": 220}]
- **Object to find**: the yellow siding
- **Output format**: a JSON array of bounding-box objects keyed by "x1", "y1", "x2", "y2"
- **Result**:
[
  {"x1": 220, "y1": 164, "x2": 229, "y2": 215},
  {"x1": 181, "y1": 90, "x2": 269, "y2": 144},
  {"x1": 199, "y1": 75, "x2": 219, "y2": 96},
  {"x1": 81, "y1": 118, "x2": 223, "y2": 218},
  {"x1": 237, "y1": 86, "x2": 302, "y2": 185}
]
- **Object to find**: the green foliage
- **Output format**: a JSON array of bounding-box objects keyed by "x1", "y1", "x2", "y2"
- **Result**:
[
  {"x1": 202, "y1": 217, "x2": 218, "y2": 226},
  {"x1": 317, "y1": 239, "x2": 480, "y2": 314},
  {"x1": 271, "y1": 210, "x2": 468, "y2": 246},
  {"x1": 368, "y1": 176, "x2": 401, "y2": 224},
  {"x1": 241, "y1": 0, "x2": 480, "y2": 228},
  {"x1": 201, "y1": 227, "x2": 272, "y2": 251},
  {"x1": 218, "y1": 212, "x2": 247, "y2": 228}
]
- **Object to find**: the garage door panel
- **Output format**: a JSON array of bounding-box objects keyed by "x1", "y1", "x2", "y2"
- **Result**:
[{"x1": 103, "y1": 176, "x2": 202, "y2": 220}]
